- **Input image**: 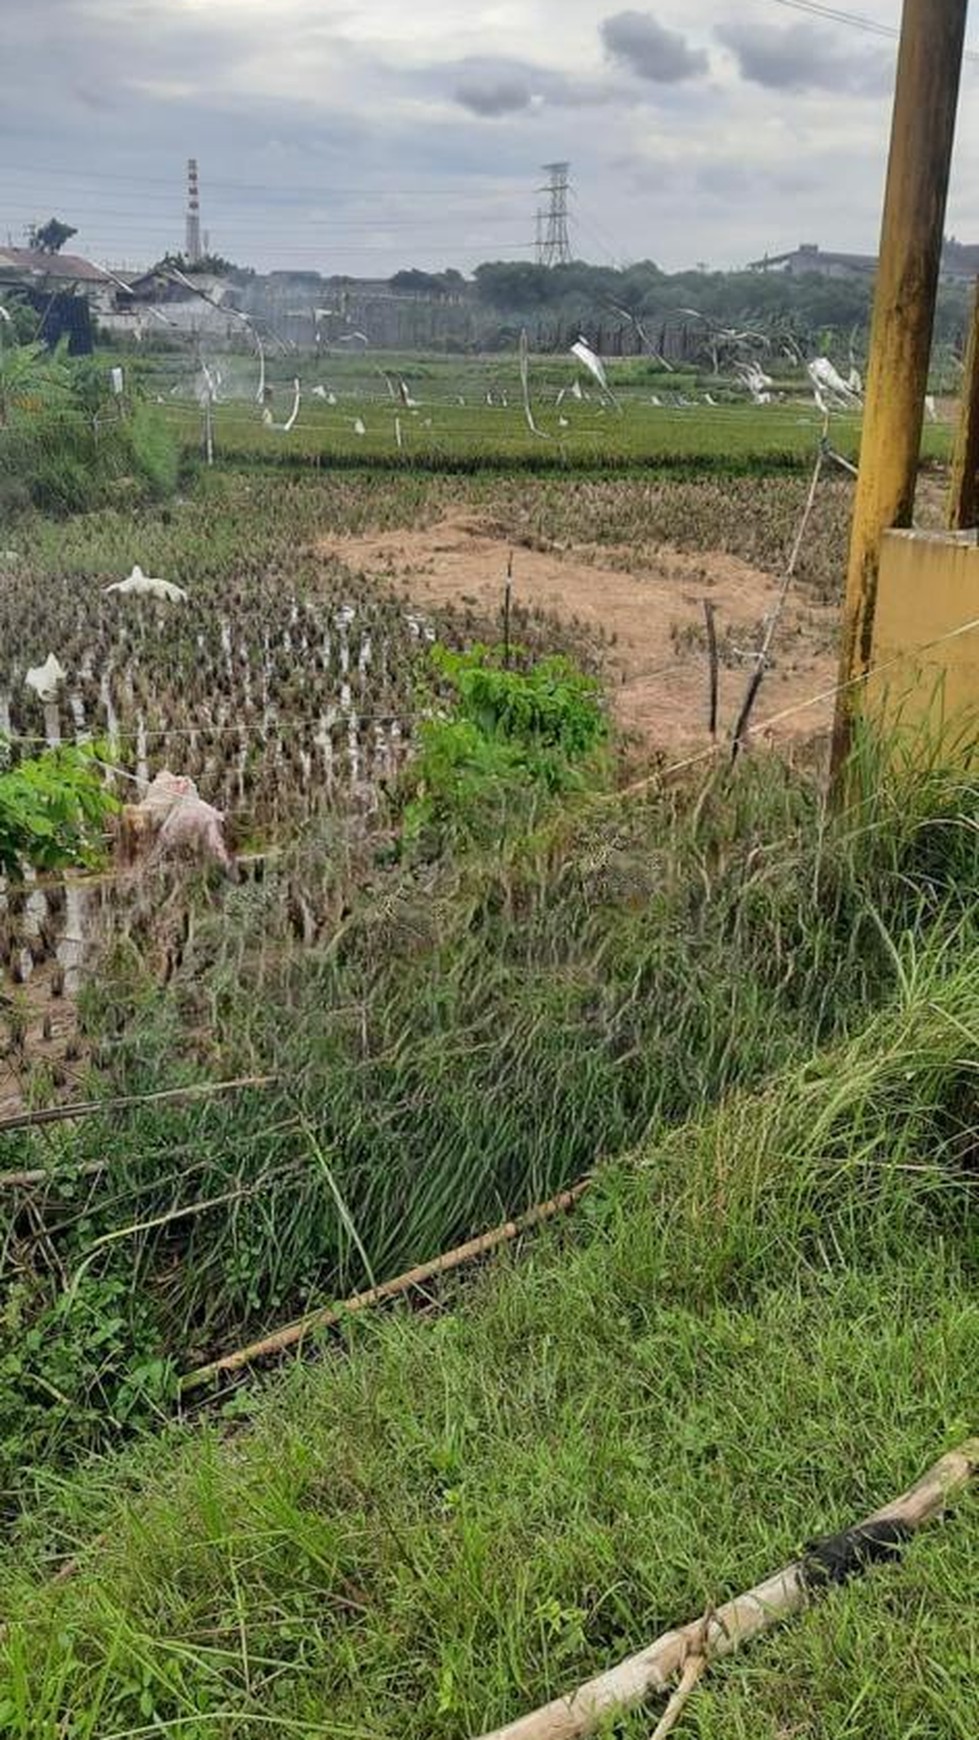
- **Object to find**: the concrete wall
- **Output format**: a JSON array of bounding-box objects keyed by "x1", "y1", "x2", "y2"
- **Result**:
[{"x1": 865, "y1": 528, "x2": 979, "y2": 757}]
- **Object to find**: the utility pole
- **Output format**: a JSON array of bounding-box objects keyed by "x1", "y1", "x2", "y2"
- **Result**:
[
  {"x1": 948, "y1": 277, "x2": 979, "y2": 530},
  {"x1": 829, "y1": 0, "x2": 968, "y2": 785},
  {"x1": 538, "y1": 163, "x2": 572, "y2": 267}
]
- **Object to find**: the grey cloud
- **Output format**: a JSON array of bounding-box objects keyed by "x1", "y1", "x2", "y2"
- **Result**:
[
  {"x1": 447, "y1": 55, "x2": 630, "y2": 118},
  {"x1": 455, "y1": 74, "x2": 533, "y2": 117},
  {"x1": 600, "y1": 12, "x2": 708, "y2": 83},
  {"x1": 716, "y1": 20, "x2": 889, "y2": 94}
]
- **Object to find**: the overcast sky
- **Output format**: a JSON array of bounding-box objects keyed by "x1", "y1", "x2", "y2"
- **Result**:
[{"x1": 5, "y1": 0, "x2": 979, "y2": 276}]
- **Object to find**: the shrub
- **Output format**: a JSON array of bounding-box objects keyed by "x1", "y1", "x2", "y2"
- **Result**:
[{"x1": 402, "y1": 646, "x2": 608, "y2": 848}]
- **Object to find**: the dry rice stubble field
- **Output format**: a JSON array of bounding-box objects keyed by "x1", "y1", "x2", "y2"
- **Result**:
[{"x1": 0, "y1": 467, "x2": 853, "y2": 1116}]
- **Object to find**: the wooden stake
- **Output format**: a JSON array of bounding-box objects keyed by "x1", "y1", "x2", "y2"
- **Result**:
[
  {"x1": 702, "y1": 600, "x2": 718, "y2": 740},
  {"x1": 475, "y1": 1439, "x2": 979, "y2": 1740},
  {"x1": 503, "y1": 552, "x2": 513, "y2": 669},
  {"x1": 948, "y1": 276, "x2": 979, "y2": 531}
]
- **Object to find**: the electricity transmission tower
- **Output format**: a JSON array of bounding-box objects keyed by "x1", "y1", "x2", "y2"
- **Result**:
[{"x1": 536, "y1": 162, "x2": 572, "y2": 266}]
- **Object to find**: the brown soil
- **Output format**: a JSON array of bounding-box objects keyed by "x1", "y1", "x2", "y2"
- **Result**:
[{"x1": 326, "y1": 511, "x2": 839, "y2": 751}]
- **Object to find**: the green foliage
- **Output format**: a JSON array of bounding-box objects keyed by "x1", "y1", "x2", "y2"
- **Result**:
[
  {"x1": 150, "y1": 250, "x2": 255, "y2": 281},
  {"x1": 0, "y1": 337, "x2": 72, "y2": 427},
  {"x1": 0, "y1": 339, "x2": 181, "y2": 514},
  {"x1": 402, "y1": 646, "x2": 607, "y2": 848},
  {"x1": 0, "y1": 742, "x2": 118, "y2": 878},
  {"x1": 172, "y1": 393, "x2": 870, "y2": 477},
  {"x1": 2, "y1": 752, "x2": 975, "y2": 1511},
  {"x1": 0, "y1": 1277, "x2": 171, "y2": 1503},
  {"x1": 471, "y1": 257, "x2": 971, "y2": 357},
  {"x1": 390, "y1": 268, "x2": 464, "y2": 297},
  {"x1": 434, "y1": 645, "x2": 606, "y2": 758},
  {"x1": 1, "y1": 951, "x2": 978, "y2": 1733},
  {"x1": 26, "y1": 217, "x2": 77, "y2": 255},
  {"x1": 0, "y1": 297, "x2": 37, "y2": 345}
]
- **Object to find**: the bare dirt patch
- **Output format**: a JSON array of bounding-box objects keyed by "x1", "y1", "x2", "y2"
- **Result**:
[{"x1": 326, "y1": 511, "x2": 838, "y2": 751}]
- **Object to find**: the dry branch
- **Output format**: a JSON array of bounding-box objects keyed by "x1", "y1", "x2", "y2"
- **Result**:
[
  {"x1": 0, "y1": 1073, "x2": 277, "y2": 1139},
  {"x1": 180, "y1": 1181, "x2": 590, "y2": 1392},
  {"x1": 475, "y1": 1439, "x2": 979, "y2": 1740}
]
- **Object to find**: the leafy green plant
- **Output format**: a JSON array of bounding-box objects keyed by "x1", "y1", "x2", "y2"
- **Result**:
[
  {"x1": 0, "y1": 742, "x2": 118, "y2": 878},
  {"x1": 0, "y1": 338, "x2": 72, "y2": 428},
  {"x1": 402, "y1": 646, "x2": 608, "y2": 849},
  {"x1": 0, "y1": 1275, "x2": 171, "y2": 1506}
]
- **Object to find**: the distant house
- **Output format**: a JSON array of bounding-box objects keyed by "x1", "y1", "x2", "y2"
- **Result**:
[
  {"x1": 0, "y1": 248, "x2": 116, "y2": 313},
  {"x1": 746, "y1": 244, "x2": 876, "y2": 280},
  {"x1": 102, "y1": 268, "x2": 242, "y2": 342},
  {"x1": 0, "y1": 248, "x2": 115, "y2": 352},
  {"x1": 124, "y1": 269, "x2": 236, "y2": 307},
  {"x1": 748, "y1": 239, "x2": 979, "y2": 284}
]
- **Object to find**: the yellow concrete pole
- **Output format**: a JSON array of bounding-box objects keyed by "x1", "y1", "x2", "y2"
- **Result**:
[
  {"x1": 948, "y1": 277, "x2": 979, "y2": 530},
  {"x1": 830, "y1": 0, "x2": 968, "y2": 784}
]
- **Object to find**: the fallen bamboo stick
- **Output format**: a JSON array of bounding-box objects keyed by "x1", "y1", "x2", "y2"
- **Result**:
[
  {"x1": 0, "y1": 1155, "x2": 109, "y2": 1191},
  {"x1": 475, "y1": 1438, "x2": 979, "y2": 1740},
  {"x1": 180, "y1": 1180, "x2": 590, "y2": 1393},
  {"x1": 0, "y1": 1073, "x2": 277, "y2": 1139}
]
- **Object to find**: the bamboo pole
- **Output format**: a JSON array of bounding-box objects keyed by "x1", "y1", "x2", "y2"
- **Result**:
[
  {"x1": 731, "y1": 446, "x2": 823, "y2": 758},
  {"x1": 475, "y1": 1439, "x2": 979, "y2": 1740},
  {"x1": 180, "y1": 1181, "x2": 590, "y2": 1392},
  {"x1": 0, "y1": 1073, "x2": 276, "y2": 1138},
  {"x1": 829, "y1": 0, "x2": 968, "y2": 785},
  {"x1": 948, "y1": 276, "x2": 979, "y2": 530}
]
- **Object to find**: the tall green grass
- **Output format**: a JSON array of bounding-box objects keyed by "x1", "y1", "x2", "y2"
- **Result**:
[
  {"x1": 2, "y1": 935, "x2": 977, "y2": 1737},
  {"x1": 0, "y1": 341, "x2": 181, "y2": 516},
  {"x1": 4, "y1": 751, "x2": 979, "y2": 1502}
]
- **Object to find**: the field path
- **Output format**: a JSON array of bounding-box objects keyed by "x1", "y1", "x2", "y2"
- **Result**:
[{"x1": 326, "y1": 511, "x2": 839, "y2": 750}]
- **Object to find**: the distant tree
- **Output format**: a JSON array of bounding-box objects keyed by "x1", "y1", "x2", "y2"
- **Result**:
[
  {"x1": 474, "y1": 262, "x2": 555, "y2": 310},
  {"x1": 28, "y1": 218, "x2": 77, "y2": 255},
  {"x1": 152, "y1": 251, "x2": 254, "y2": 281},
  {"x1": 389, "y1": 268, "x2": 459, "y2": 297}
]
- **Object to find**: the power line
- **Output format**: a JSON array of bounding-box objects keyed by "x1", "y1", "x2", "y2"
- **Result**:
[
  {"x1": 0, "y1": 203, "x2": 530, "y2": 235},
  {"x1": 770, "y1": 1, "x2": 899, "y2": 38},
  {"x1": 2, "y1": 161, "x2": 528, "y2": 201},
  {"x1": 769, "y1": 0, "x2": 979, "y2": 60},
  {"x1": 569, "y1": 193, "x2": 625, "y2": 269}
]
